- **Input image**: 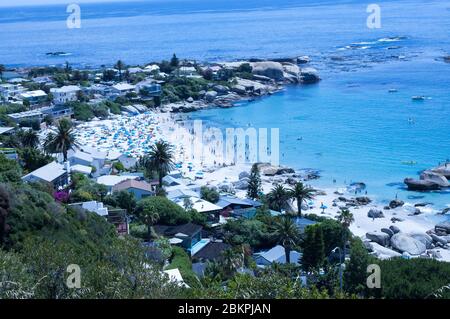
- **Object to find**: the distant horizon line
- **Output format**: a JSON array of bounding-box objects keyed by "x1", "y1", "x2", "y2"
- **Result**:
[{"x1": 0, "y1": 0, "x2": 147, "y2": 9}]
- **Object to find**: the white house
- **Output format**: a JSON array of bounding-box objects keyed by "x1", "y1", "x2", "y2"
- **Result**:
[
  {"x1": 111, "y1": 83, "x2": 136, "y2": 96},
  {"x1": 173, "y1": 196, "x2": 221, "y2": 214},
  {"x1": 127, "y1": 67, "x2": 143, "y2": 74},
  {"x1": 20, "y1": 90, "x2": 48, "y2": 106},
  {"x1": 177, "y1": 66, "x2": 198, "y2": 77},
  {"x1": 50, "y1": 85, "x2": 81, "y2": 104},
  {"x1": 70, "y1": 164, "x2": 93, "y2": 175},
  {"x1": 22, "y1": 161, "x2": 70, "y2": 190},
  {"x1": 144, "y1": 64, "x2": 160, "y2": 73},
  {"x1": 69, "y1": 150, "x2": 94, "y2": 167},
  {"x1": 0, "y1": 83, "x2": 26, "y2": 101},
  {"x1": 79, "y1": 201, "x2": 109, "y2": 216}
]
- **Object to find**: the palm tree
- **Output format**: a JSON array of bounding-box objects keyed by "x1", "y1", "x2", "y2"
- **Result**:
[
  {"x1": 43, "y1": 119, "x2": 78, "y2": 162},
  {"x1": 222, "y1": 248, "x2": 242, "y2": 277},
  {"x1": 19, "y1": 129, "x2": 39, "y2": 148},
  {"x1": 142, "y1": 141, "x2": 175, "y2": 188},
  {"x1": 0, "y1": 64, "x2": 5, "y2": 80},
  {"x1": 115, "y1": 60, "x2": 126, "y2": 81},
  {"x1": 267, "y1": 184, "x2": 289, "y2": 212},
  {"x1": 272, "y1": 216, "x2": 300, "y2": 263},
  {"x1": 141, "y1": 208, "x2": 159, "y2": 242},
  {"x1": 288, "y1": 182, "x2": 316, "y2": 217},
  {"x1": 183, "y1": 197, "x2": 193, "y2": 210},
  {"x1": 337, "y1": 207, "x2": 354, "y2": 229}
]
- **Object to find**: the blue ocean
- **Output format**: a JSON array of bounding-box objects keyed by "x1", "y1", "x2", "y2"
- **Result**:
[{"x1": 0, "y1": 0, "x2": 449, "y2": 208}]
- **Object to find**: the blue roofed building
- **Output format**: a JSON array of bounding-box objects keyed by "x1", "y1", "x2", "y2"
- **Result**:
[
  {"x1": 254, "y1": 245, "x2": 302, "y2": 267},
  {"x1": 216, "y1": 195, "x2": 262, "y2": 218}
]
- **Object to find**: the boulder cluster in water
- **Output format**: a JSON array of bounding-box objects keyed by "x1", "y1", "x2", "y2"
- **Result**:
[{"x1": 404, "y1": 162, "x2": 450, "y2": 191}]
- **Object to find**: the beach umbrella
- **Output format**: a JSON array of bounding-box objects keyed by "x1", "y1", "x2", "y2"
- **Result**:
[{"x1": 320, "y1": 203, "x2": 328, "y2": 214}]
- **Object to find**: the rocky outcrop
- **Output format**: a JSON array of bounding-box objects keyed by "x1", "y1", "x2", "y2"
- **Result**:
[
  {"x1": 404, "y1": 163, "x2": 450, "y2": 191},
  {"x1": 282, "y1": 63, "x2": 301, "y2": 83},
  {"x1": 205, "y1": 91, "x2": 218, "y2": 102},
  {"x1": 233, "y1": 178, "x2": 249, "y2": 190},
  {"x1": 366, "y1": 232, "x2": 391, "y2": 246},
  {"x1": 218, "y1": 182, "x2": 235, "y2": 194},
  {"x1": 356, "y1": 197, "x2": 371, "y2": 205},
  {"x1": 391, "y1": 217, "x2": 404, "y2": 223},
  {"x1": 368, "y1": 209, "x2": 384, "y2": 219},
  {"x1": 300, "y1": 67, "x2": 320, "y2": 84},
  {"x1": 257, "y1": 163, "x2": 295, "y2": 176},
  {"x1": 389, "y1": 225, "x2": 401, "y2": 234},
  {"x1": 410, "y1": 233, "x2": 433, "y2": 249},
  {"x1": 367, "y1": 242, "x2": 402, "y2": 259},
  {"x1": 430, "y1": 164, "x2": 450, "y2": 179},
  {"x1": 420, "y1": 170, "x2": 449, "y2": 187},
  {"x1": 238, "y1": 171, "x2": 250, "y2": 180},
  {"x1": 430, "y1": 233, "x2": 448, "y2": 246},
  {"x1": 231, "y1": 85, "x2": 247, "y2": 95},
  {"x1": 296, "y1": 56, "x2": 311, "y2": 64},
  {"x1": 435, "y1": 221, "x2": 450, "y2": 234},
  {"x1": 390, "y1": 233, "x2": 426, "y2": 255},
  {"x1": 389, "y1": 199, "x2": 404, "y2": 209},
  {"x1": 251, "y1": 61, "x2": 285, "y2": 81},
  {"x1": 381, "y1": 228, "x2": 394, "y2": 237},
  {"x1": 213, "y1": 85, "x2": 230, "y2": 95}
]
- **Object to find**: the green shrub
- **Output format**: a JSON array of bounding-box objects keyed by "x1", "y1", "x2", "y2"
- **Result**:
[
  {"x1": 136, "y1": 196, "x2": 190, "y2": 225},
  {"x1": 167, "y1": 246, "x2": 200, "y2": 288}
]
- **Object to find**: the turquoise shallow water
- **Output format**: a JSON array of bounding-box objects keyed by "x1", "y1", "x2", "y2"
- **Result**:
[{"x1": 190, "y1": 58, "x2": 450, "y2": 208}]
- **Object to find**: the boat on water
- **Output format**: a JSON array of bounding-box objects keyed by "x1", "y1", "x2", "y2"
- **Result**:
[
  {"x1": 388, "y1": 88, "x2": 398, "y2": 93},
  {"x1": 412, "y1": 96, "x2": 426, "y2": 101}
]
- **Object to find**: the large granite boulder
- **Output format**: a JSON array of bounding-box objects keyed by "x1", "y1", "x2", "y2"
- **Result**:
[
  {"x1": 232, "y1": 85, "x2": 247, "y2": 95},
  {"x1": 404, "y1": 178, "x2": 441, "y2": 191},
  {"x1": 257, "y1": 163, "x2": 295, "y2": 176},
  {"x1": 435, "y1": 221, "x2": 450, "y2": 234},
  {"x1": 366, "y1": 232, "x2": 391, "y2": 246},
  {"x1": 251, "y1": 61, "x2": 284, "y2": 81},
  {"x1": 282, "y1": 63, "x2": 301, "y2": 83},
  {"x1": 420, "y1": 170, "x2": 449, "y2": 187},
  {"x1": 389, "y1": 199, "x2": 404, "y2": 209},
  {"x1": 205, "y1": 91, "x2": 218, "y2": 102},
  {"x1": 218, "y1": 182, "x2": 235, "y2": 194},
  {"x1": 238, "y1": 171, "x2": 250, "y2": 180},
  {"x1": 368, "y1": 209, "x2": 384, "y2": 219},
  {"x1": 431, "y1": 164, "x2": 450, "y2": 179},
  {"x1": 356, "y1": 197, "x2": 371, "y2": 205},
  {"x1": 410, "y1": 233, "x2": 433, "y2": 249},
  {"x1": 297, "y1": 56, "x2": 311, "y2": 64},
  {"x1": 389, "y1": 225, "x2": 401, "y2": 234},
  {"x1": 282, "y1": 63, "x2": 301, "y2": 76},
  {"x1": 300, "y1": 67, "x2": 320, "y2": 84},
  {"x1": 213, "y1": 85, "x2": 229, "y2": 95},
  {"x1": 367, "y1": 242, "x2": 402, "y2": 259},
  {"x1": 430, "y1": 233, "x2": 448, "y2": 246},
  {"x1": 390, "y1": 233, "x2": 426, "y2": 255},
  {"x1": 381, "y1": 228, "x2": 394, "y2": 237},
  {"x1": 233, "y1": 178, "x2": 249, "y2": 190}
]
